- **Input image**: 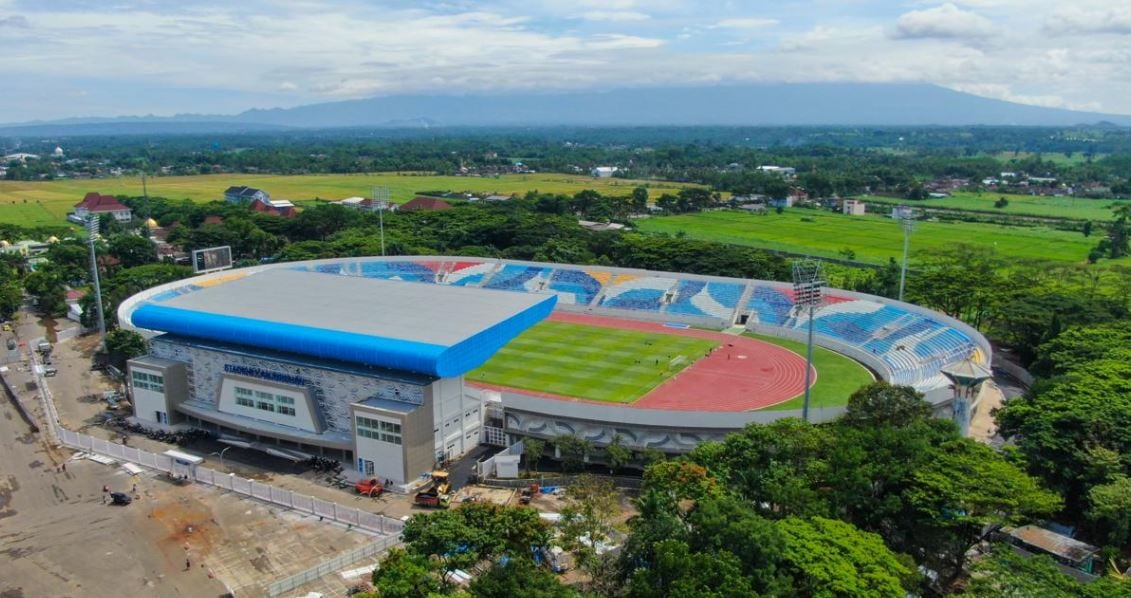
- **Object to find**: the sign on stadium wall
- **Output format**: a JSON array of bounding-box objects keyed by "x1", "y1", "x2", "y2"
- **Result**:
[{"x1": 192, "y1": 245, "x2": 233, "y2": 273}]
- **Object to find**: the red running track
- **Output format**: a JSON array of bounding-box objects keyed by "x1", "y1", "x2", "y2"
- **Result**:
[{"x1": 472, "y1": 312, "x2": 814, "y2": 412}]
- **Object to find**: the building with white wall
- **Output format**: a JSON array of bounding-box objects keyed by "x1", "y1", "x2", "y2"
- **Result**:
[{"x1": 121, "y1": 268, "x2": 555, "y2": 485}]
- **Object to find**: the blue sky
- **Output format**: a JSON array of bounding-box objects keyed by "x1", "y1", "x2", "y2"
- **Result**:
[{"x1": 2, "y1": 0, "x2": 1129, "y2": 121}]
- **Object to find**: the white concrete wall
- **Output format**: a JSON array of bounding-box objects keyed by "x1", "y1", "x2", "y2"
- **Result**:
[
  {"x1": 128, "y1": 365, "x2": 171, "y2": 425},
  {"x1": 431, "y1": 376, "x2": 482, "y2": 461},
  {"x1": 353, "y1": 413, "x2": 406, "y2": 484}
]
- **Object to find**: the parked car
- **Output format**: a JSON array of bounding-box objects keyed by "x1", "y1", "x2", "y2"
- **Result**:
[{"x1": 110, "y1": 492, "x2": 132, "y2": 505}]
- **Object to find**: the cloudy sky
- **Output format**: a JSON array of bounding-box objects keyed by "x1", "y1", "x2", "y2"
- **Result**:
[{"x1": 2, "y1": 0, "x2": 1129, "y2": 121}]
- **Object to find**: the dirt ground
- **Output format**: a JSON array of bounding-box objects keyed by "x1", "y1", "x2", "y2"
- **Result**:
[{"x1": 3, "y1": 308, "x2": 642, "y2": 596}]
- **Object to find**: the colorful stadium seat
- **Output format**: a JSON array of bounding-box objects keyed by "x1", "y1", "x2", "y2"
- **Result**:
[
  {"x1": 667, "y1": 280, "x2": 745, "y2": 320},
  {"x1": 600, "y1": 276, "x2": 678, "y2": 312},
  {"x1": 483, "y1": 264, "x2": 552, "y2": 292}
]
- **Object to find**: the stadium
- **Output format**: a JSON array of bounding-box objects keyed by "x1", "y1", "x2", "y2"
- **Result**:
[{"x1": 118, "y1": 256, "x2": 990, "y2": 485}]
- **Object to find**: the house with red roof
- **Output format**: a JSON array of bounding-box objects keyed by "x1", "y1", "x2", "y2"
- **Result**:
[
  {"x1": 71, "y1": 192, "x2": 132, "y2": 223},
  {"x1": 250, "y1": 198, "x2": 297, "y2": 218},
  {"x1": 400, "y1": 196, "x2": 452, "y2": 212}
]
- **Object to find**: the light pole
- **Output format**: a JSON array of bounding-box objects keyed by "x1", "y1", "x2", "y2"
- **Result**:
[
  {"x1": 898, "y1": 207, "x2": 915, "y2": 301},
  {"x1": 85, "y1": 216, "x2": 107, "y2": 349},
  {"x1": 372, "y1": 186, "x2": 390, "y2": 256},
  {"x1": 210, "y1": 446, "x2": 232, "y2": 469},
  {"x1": 792, "y1": 258, "x2": 825, "y2": 423},
  {"x1": 940, "y1": 355, "x2": 993, "y2": 437}
]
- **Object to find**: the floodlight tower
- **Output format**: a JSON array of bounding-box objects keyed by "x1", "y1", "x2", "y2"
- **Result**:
[
  {"x1": 898, "y1": 206, "x2": 915, "y2": 301},
  {"x1": 792, "y1": 258, "x2": 826, "y2": 422},
  {"x1": 372, "y1": 186, "x2": 390, "y2": 256},
  {"x1": 85, "y1": 216, "x2": 107, "y2": 349}
]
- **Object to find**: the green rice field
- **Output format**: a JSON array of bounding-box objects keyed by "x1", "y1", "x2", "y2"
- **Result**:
[
  {"x1": 745, "y1": 333, "x2": 875, "y2": 411},
  {"x1": 467, "y1": 321, "x2": 717, "y2": 403},
  {"x1": 635, "y1": 208, "x2": 1096, "y2": 265},
  {"x1": 0, "y1": 172, "x2": 693, "y2": 227},
  {"x1": 862, "y1": 191, "x2": 1129, "y2": 221}
]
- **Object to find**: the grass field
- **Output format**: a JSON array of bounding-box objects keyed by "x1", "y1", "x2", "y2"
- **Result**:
[
  {"x1": 0, "y1": 173, "x2": 693, "y2": 227},
  {"x1": 467, "y1": 321, "x2": 717, "y2": 403},
  {"x1": 635, "y1": 208, "x2": 1096, "y2": 264},
  {"x1": 862, "y1": 192, "x2": 1129, "y2": 221},
  {"x1": 744, "y1": 333, "x2": 875, "y2": 411}
]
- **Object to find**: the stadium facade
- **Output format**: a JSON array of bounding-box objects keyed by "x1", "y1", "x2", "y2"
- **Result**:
[
  {"x1": 122, "y1": 268, "x2": 554, "y2": 485},
  {"x1": 120, "y1": 256, "x2": 991, "y2": 479}
]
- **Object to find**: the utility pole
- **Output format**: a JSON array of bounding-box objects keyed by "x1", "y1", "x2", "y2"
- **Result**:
[
  {"x1": 898, "y1": 207, "x2": 915, "y2": 302},
  {"x1": 792, "y1": 258, "x2": 825, "y2": 423},
  {"x1": 86, "y1": 216, "x2": 107, "y2": 350}
]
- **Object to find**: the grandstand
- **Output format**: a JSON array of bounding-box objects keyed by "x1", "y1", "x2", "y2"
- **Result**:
[{"x1": 120, "y1": 255, "x2": 991, "y2": 456}]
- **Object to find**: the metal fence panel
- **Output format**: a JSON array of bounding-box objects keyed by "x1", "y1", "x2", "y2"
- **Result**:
[
  {"x1": 338, "y1": 507, "x2": 360, "y2": 527},
  {"x1": 250, "y1": 481, "x2": 271, "y2": 502},
  {"x1": 313, "y1": 498, "x2": 336, "y2": 519},
  {"x1": 231, "y1": 477, "x2": 251, "y2": 495},
  {"x1": 269, "y1": 487, "x2": 291, "y2": 508},
  {"x1": 154, "y1": 454, "x2": 172, "y2": 473},
  {"x1": 292, "y1": 494, "x2": 314, "y2": 514}
]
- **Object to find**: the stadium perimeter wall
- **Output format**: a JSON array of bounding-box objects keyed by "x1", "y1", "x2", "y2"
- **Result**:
[{"x1": 495, "y1": 389, "x2": 847, "y2": 453}]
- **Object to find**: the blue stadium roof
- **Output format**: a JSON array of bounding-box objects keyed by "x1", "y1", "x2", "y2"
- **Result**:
[{"x1": 130, "y1": 269, "x2": 555, "y2": 377}]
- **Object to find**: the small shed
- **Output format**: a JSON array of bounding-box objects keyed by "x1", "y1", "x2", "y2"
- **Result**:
[
  {"x1": 163, "y1": 449, "x2": 203, "y2": 481},
  {"x1": 1001, "y1": 525, "x2": 1101, "y2": 578}
]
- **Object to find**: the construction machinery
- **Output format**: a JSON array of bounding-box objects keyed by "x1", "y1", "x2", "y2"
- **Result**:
[
  {"x1": 355, "y1": 478, "x2": 385, "y2": 498},
  {"x1": 413, "y1": 471, "x2": 452, "y2": 508}
]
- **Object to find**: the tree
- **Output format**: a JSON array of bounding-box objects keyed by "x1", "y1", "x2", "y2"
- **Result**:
[
  {"x1": 627, "y1": 539, "x2": 756, "y2": 598},
  {"x1": 523, "y1": 437, "x2": 545, "y2": 476},
  {"x1": 605, "y1": 434, "x2": 631, "y2": 474},
  {"x1": 107, "y1": 234, "x2": 157, "y2": 269},
  {"x1": 468, "y1": 558, "x2": 580, "y2": 598},
  {"x1": 907, "y1": 244, "x2": 1012, "y2": 328},
  {"x1": 630, "y1": 186, "x2": 649, "y2": 213},
  {"x1": 777, "y1": 517, "x2": 913, "y2": 598},
  {"x1": 903, "y1": 438, "x2": 1061, "y2": 583},
  {"x1": 685, "y1": 495, "x2": 792, "y2": 594},
  {"x1": 23, "y1": 264, "x2": 67, "y2": 316},
  {"x1": 1084, "y1": 220, "x2": 1094, "y2": 237},
  {"x1": 559, "y1": 475, "x2": 619, "y2": 570},
  {"x1": 1087, "y1": 475, "x2": 1131, "y2": 549},
  {"x1": 967, "y1": 544, "x2": 1082, "y2": 597},
  {"x1": 368, "y1": 548, "x2": 445, "y2": 598},
  {"x1": 553, "y1": 434, "x2": 591, "y2": 473},
  {"x1": 105, "y1": 329, "x2": 147, "y2": 368},
  {"x1": 0, "y1": 258, "x2": 22, "y2": 320},
  {"x1": 841, "y1": 381, "x2": 932, "y2": 428},
  {"x1": 400, "y1": 502, "x2": 550, "y2": 578}
]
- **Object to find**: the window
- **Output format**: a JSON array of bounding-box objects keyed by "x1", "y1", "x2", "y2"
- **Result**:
[
  {"x1": 132, "y1": 371, "x2": 164, "y2": 392},
  {"x1": 357, "y1": 416, "x2": 402, "y2": 445},
  {"x1": 233, "y1": 386, "x2": 296, "y2": 416}
]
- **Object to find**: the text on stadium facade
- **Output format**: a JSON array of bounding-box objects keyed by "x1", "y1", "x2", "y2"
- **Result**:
[{"x1": 224, "y1": 364, "x2": 307, "y2": 387}]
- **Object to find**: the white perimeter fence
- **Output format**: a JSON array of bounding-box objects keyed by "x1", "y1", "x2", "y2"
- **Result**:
[
  {"x1": 266, "y1": 534, "x2": 400, "y2": 597},
  {"x1": 57, "y1": 428, "x2": 405, "y2": 538}
]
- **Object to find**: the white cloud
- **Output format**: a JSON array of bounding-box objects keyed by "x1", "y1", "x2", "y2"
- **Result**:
[
  {"x1": 1045, "y1": 7, "x2": 1131, "y2": 35},
  {"x1": 713, "y1": 17, "x2": 779, "y2": 29},
  {"x1": 0, "y1": 14, "x2": 28, "y2": 27},
  {"x1": 579, "y1": 11, "x2": 650, "y2": 22},
  {"x1": 3, "y1": 0, "x2": 1131, "y2": 119},
  {"x1": 892, "y1": 3, "x2": 996, "y2": 40}
]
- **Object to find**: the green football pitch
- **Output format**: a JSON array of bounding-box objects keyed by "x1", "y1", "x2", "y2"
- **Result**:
[{"x1": 467, "y1": 321, "x2": 717, "y2": 403}]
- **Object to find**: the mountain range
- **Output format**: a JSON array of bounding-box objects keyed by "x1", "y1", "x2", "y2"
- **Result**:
[{"x1": 2, "y1": 83, "x2": 1128, "y2": 136}]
